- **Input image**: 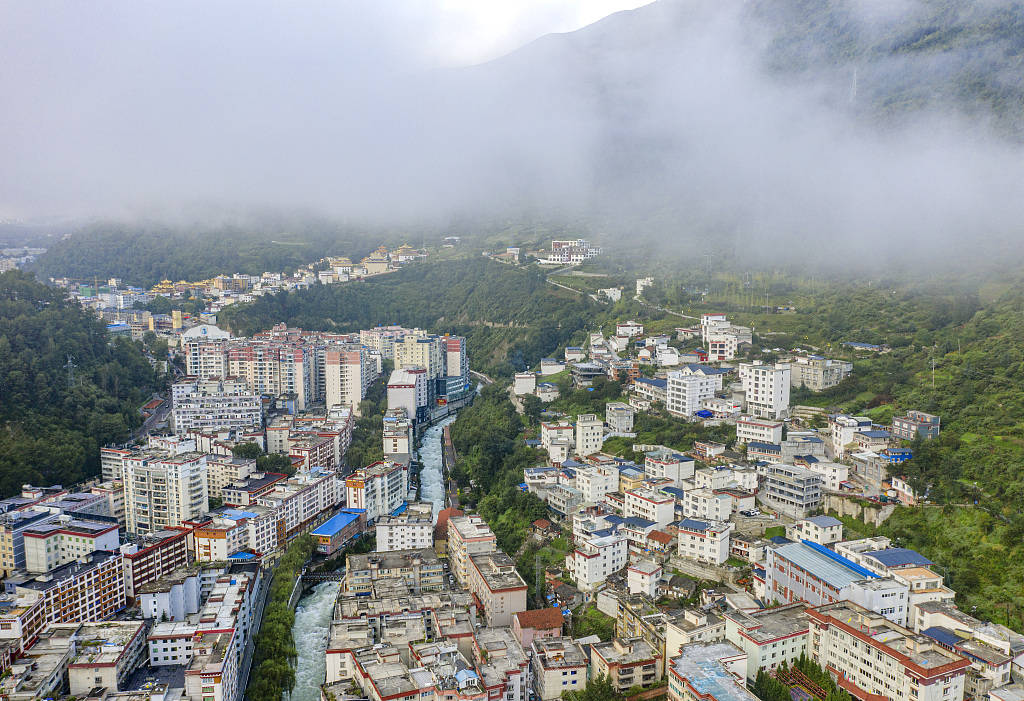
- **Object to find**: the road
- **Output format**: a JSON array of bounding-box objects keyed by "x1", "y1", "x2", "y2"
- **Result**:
[{"x1": 469, "y1": 369, "x2": 494, "y2": 385}]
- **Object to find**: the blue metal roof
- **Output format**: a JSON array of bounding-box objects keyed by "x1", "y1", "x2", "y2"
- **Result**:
[
  {"x1": 622, "y1": 517, "x2": 656, "y2": 528},
  {"x1": 800, "y1": 540, "x2": 879, "y2": 579},
  {"x1": 921, "y1": 626, "x2": 961, "y2": 648},
  {"x1": 591, "y1": 527, "x2": 617, "y2": 538},
  {"x1": 228, "y1": 551, "x2": 256, "y2": 560},
  {"x1": 391, "y1": 502, "x2": 408, "y2": 516},
  {"x1": 634, "y1": 377, "x2": 667, "y2": 389},
  {"x1": 806, "y1": 515, "x2": 842, "y2": 528},
  {"x1": 865, "y1": 548, "x2": 933, "y2": 568},
  {"x1": 748, "y1": 441, "x2": 781, "y2": 452},
  {"x1": 679, "y1": 518, "x2": 711, "y2": 532},
  {"x1": 861, "y1": 430, "x2": 891, "y2": 439},
  {"x1": 661, "y1": 487, "x2": 686, "y2": 499},
  {"x1": 768, "y1": 536, "x2": 792, "y2": 545},
  {"x1": 311, "y1": 510, "x2": 361, "y2": 537}
]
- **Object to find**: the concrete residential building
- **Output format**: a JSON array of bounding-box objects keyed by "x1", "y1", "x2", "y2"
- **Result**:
[
  {"x1": 467, "y1": 551, "x2": 528, "y2": 626},
  {"x1": 66, "y1": 621, "x2": 148, "y2": 696},
  {"x1": 665, "y1": 610, "x2": 727, "y2": 657},
  {"x1": 736, "y1": 416, "x2": 784, "y2": 445},
  {"x1": 576, "y1": 414, "x2": 604, "y2": 457},
  {"x1": 606, "y1": 402, "x2": 635, "y2": 433},
  {"x1": 788, "y1": 355, "x2": 853, "y2": 391},
  {"x1": 382, "y1": 408, "x2": 414, "y2": 464},
  {"x1": 760, "y1": 463, "x2": 822, "y2": 517},
  {"x1": 205, "y1": 455, "x2": 256, "y2": 500},
  {"x1": 590, "y1": 638, "x2": 663, "y2": 693},
  {"x1": 345, "y1": 461, "x2": 408, "y2": 522},
  {"x1": 724, "y1": 603, "x2": 810, "y2": 680},
  {"x1": 376, "y1": 502, "x2": 434, "y2": 552},
  {"x1": 739, "y1": 361, "x2": 791, "y2": 419},
  {"x1": 10, "y1": 551, "x2": 127, "y2": 626},
  {"x1": 386, "y1": 366, "x2": 429, "y2": 425},
  {"x1": 448, "y1": 515, "x2": 497, "y2": 585},
  {"x1": 514, "y1": 372, "x2": 537, "y2": 396},
  {"x1": 765, "y1": 540, "x2": 910, "y2": 625},
  {"x1": 829, "y1": 414, "x2": 874, "y2": 459},
  {"x1": 256, "y1": 468, "x2": 342, "y2": 543},
  {"x1": 345, "y1": 548, "x2": 445, "y2": 595},
  {"x1": 513, "y1": 608, "x2": 564, "y2": 648},
  {"x1": 666, "y1": 372, "x2": 718, "y2": 419},
  {"x1": 576, "y1": 465, "x2": 620, "y2": 503},
  {"x1": 327, "y1": 348, "x2": 376, "y2": 413},
  {"x1": 123, "y1": 451, "x2": 209, "y2": 535},
  {"x1": 170, "y1": 377, "x2": 262, "y2": 435},
  {"x1": 121, "y1": 528, "x2": 192, "y2": 601},
  {"x1": 667, "y1": 642, "x2": 753, "y2": 701},
  {"x1": 807, "y1": 602, "x2": 970, "y2": 701},
  {"x1": 532, "y1": 637, "x2": 588, "y2": 701},
  {"x1": 627, "y1": 560, "x2": 663, "y2": 598},
  {"x1": 892, "y1": 411, "x2": 941, "y2": 441},
  {"x1": 566, "y1": 532, "x2": 627, "y2": 592},
  {"x1": 22, "y1": 517, "x2": 119, "y2": 573},
  {"x1": 0, "y1": 510, "x2": 60, "y2": 577},
  {"x1": 644, "y1": 448, "x2": 695, "y2": 485},
  {"x1": 785, "y1": 515, "x2": 843, "y2": 545},
  {"x1": 624, "y1": 488, "x2": 675, "y2": 528},
  {"x1": 676, "y1": 519, "x2": 733, "y2": 565}
]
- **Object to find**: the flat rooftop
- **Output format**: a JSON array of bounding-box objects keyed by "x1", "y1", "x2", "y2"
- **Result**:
[
  {"x1": 592, "y1": 637, "x2": 660, "y2": 665},
  {"x1": 724, "y1": 603, "x2": 809, "y2": 643},
  {"x1": 532, "y1": 637, "x2": 587, "y2": 668},
  {"x1": 670, "y1": 643, "x2": 755, "y2": 701},
  {"x1": 469, "y1": 551, "x2": 527, "y2": 591}
]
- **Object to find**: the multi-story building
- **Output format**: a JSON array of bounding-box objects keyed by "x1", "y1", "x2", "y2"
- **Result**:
[
  {"x1": 765, "y1": 540, "x2": 910, "y2": 625},
  {"x1": 531, "y1": 637, "x2": 588, "y2": 701},
  {"x1": 65, "y1": 621, "x2": 148, "y2": 695},
  {"x1": 590, "y1": 638, "x2": 663, "y2": 693},
  {"x1": 738, "y1": 361, "x2": 791, "y2": 419},
  {"x1": 575, "y1": 414, "x2": 603, "y2": 456},
  {"x1": 665, "y1": 609, "x2": 726, "y2": 657},
  {"x1": 121, "y1": 528, "x2": 192, "y2": 602},
  {"x1": 345, "y1": 461, "x2": 408, "y2": 522},
  {"x1": 467, "y1": 551, "x2": 528, "y2": 626},
  {"x1": 605, "y1": 402, "x2": 635, "y2": 433},
  {"x1": 226, "y1": 342, "x2": 312, "y2": 410},
  {"x1": 666, "y1": 642, "x2": 753, "y2": 701},
  {"x1": 760, "y1": 463, "x2": 822, "y2": 517},
  {"x1": 473, "y1": 626, "x2": 531, "y2": 701},
  {"x1": 724, "y1": 603, "x2": 809, "y2": 680},
  {"x1": 382, "y1": 408, "x2": 414, "y2": 464},
  {"x1": 89, "y1": 480, "x2": 126, "y2": 527},
  {"x1": 10, "y1": 551, "x2": 126, "y2": 625},
  {"x1": 892, "y1": 410, "x2": 941, "y2": 441},
  {"x1": 807, "y1": 602, "x2": 970, "y2": 701},
  {"x1": 627, "y1": 560, "x2": 663, "y2": 598},
  {"x1": 345, "y1": 548, "x2": 444, "y2": 595},
  {"x1": 311, "y1": 510, "x2": 366, "y2": 556},
  {"x1": 676, "y1": 519, "x2": 733, "y2": 565},
  {"x1": 787, "y1": 355, "x2": 853, "y2": 391},
  {"x1": 326, "y1": 347, "x2": 376, "y2": 413},
  {"x1": 22, "y1": 517, "x2": 119, "y2": 573},
  {"x1": 222, "y1": 472, "x2": 289, "y2": 507},
  {"x1": 829, "y1": 414, "x2": 874, "y2": 459},
  {"x1": 204, "y1": 455, "x2": 256, "y2": 500},
  {"x1": 785, "y1": 515, "x2": 843, "y2": 546},
  {"x1": 394, "y1": 332, "x2": 445, "y2": 381},
  {"x1": 386, "y1": 366, "x2": 429, "y2": 425},
  {"x1": 123, "y1": 451, "x2": 209, "y2": 535},
  {"x1": 666, "y1": 372, "x2": 718, "y2": 419},
  {"x1": 0, "y1": 510, "x2": 60, "y2": 577},
  {"x1": 576, "y1": 465, "x2": 620, "y2": 503},
  {"x1": 644, "y1": 448, "x2": 695, "y2": 485},
  {"x1": 624, "y1": 488, "x2": 675, "y2": 528},
  {"x1": 101, "y1": 446, "x2": 135, "y2": 482},
  {"x1": 257, "y1": 468, "x2": 342, "y2": 543},
  {"x1": 735, "y1": 416, "x2": 784, "y2": 444},
  {"x1": 512, "y1": 608, "x2": 565, "y2": 648},
  {"x1": 448, "y1": 516, "x2": 497, "y2": 585},
  {"x1": 545, "y1": 239, "x2": 602, "y2": 265},
  {"x1": 171, "y1": 377, "x2": 262, "y2": 435},
  {"x1": 566, "y1": 532, "x2": 627, "y2": 591},
  {"x1": 375, "y1": 502, "x2": 434, "y2": 552}
]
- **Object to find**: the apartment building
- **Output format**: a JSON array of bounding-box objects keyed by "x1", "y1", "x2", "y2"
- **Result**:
[
  {"x1": 394, "y1": 332, "x2": 445, "y2": 380},
  {"x1": 22, "y1": 517, "x2": 119, "y2": 573},
  {"x1": 227, "y1": 342, "x2": 311, "y2": 410},
  {"x1": 576, "y1": 465, "x2": 620, "y2": 503},
  {"x1": 345, "y1": 461, "x2": 408, "y2": 522},
  {"x1": 448, "y1": 515, "x2": 497, "y2": 585},
  {"x1": 386, "y1": 366, "x2": 429, "y2": 424},
  {"x1": 90, "y1": 480, "x2": 126, "y2": 527},
  {"x1": 606, "y1": 402, "x2": 635, "y2": 433},
  {"x1": 793, "y1": 456, "x2": 849, "y2": 491},
  {"x1": 735, "y1": 416, "x2": 784, "y2": 444},
  {"x1": 513, "y1": 608, "x2": 564, "y2": 647},
  {"x1": 624, "y1": 488, "x2": 675, "y2": 528},
  {"x1": 785, "y1": 515, "x2": 843, "y2": 546},
  {"x1": 666, "y1": 642, "x2": 753, "y2": 701},
  {"x1": 0, "y1": 510, "x2": 60, "y2": 577},
  {"x1": 514, "y1": 373, "x2": 537, "y2": 396},
  {"x1": 473, "y1": 626, "x2": 531, "y2": 701},
  {"x1": 676, "y1": 519, "x2": 733, "y2": 565},
  {"x1": 765, "y1": 540, "x2": 910, "y2": 625},
  {"x1": 66, "y1": 621, "x2": 148, "y2": 696},
  {"x1": 10, "y1": 551, "x2": 126, "y2": 625},
  {"x1": 327, "y1": 347, "x2": 376, "y2": 413},
  {"x1": 382, "y1": 408, "x2": 414, "y2": 464},
  {"x1": 627, "y1": 560, "x2": 663, "y2": 598},
  {"x1": 807, "y1": 602, "x2": 970, "y2": 701},
  {"x1": 892, "y1": 410, "x2": 941, "y2": 441},
  {"x1": 724, "y1": 603, "x2": 809, "y2": 680},
  {"x1": 738, "y1": 361, "x2": 791, "y2": 419},
  {"x1": 532, "y1": 637, "x2": 588, "y2": 701},
  {"x1": 566, "y1": 532, "x2": 627, "y2": 592},
  {"x1": 123, "y1": 451, "x2": 209, "y2": 535},
  {"x1": 590, "y1": 638, "x2": 663, "y2": 694},
  {"x1": 312, "y1": 509, "x2": 366, "y2": 556},
  {"x1": 575, "y1": 414, "x2": 604, "y2": 456},
  {"x1": 467, "y1": 551, "x2": 528, "y2": 626},
  {"x1": 666, "y1": 372, "x2": 718, "y2": 418},
  {"x1": 222, "y1": 472, "x2": 289, "y2": 507},
  {"x1": 787, "y1": 355, "x2": 853, "y2": 391},
  {"x1": 546, "y1": 238, "x2": 602, "y2": 264},
  {"x1": 345, "y1": 548, "x2": 445, "y2": 595},
  {"x1": 829, "y1": 414, "x2": 874, "y2": 458},
  {"x1": 375, "y1": 502, "x2": 434, "y2": 552},
  {"x1": 665, "y1": 609, "x2": 726, "y2": 657},
  {"x1": 541, "y1": 422, "x2": 574, "y2": 448},
  {"x1": 203, "y1": 455, "x2": 256, "y2": 500},
  {"x1": 644, "y1": 448, "x2": 695, "y2": 485},
  {"x1": 257, "y1": 468, "x2": 341, "y2": 542},
  {"x1": 171, "y1": 377, "x2": 262, "y2": 435},
  {"x1": 121, "y1": 528, "x2": 192, "y2": 601},
  {"x1": 101, "y1": 446, "x2": 135, "y2": 482},
  {"x1": 760, "y1": 463, "x2": 822, "y2": 517}
]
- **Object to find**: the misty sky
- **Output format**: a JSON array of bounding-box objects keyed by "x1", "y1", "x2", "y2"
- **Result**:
[{"x1": 2, "y1": 0, "x2": 1023, "y2": 265}]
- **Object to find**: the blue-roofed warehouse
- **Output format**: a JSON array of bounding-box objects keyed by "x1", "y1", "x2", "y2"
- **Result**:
[{"x1": 311, "y1": 509, "x2": 367, "y2": 555}]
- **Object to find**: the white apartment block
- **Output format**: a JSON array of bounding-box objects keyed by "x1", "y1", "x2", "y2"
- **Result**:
[
  {"x1": 624, "y1": 488, "x2": 675, "y2": 528},
  {"x1": 345, "y1": 461, "x2": 408, "y2": 522},
  {"x1": 375, "y1": 503, "x2": 434, "y2": 552},
  {"x1": 576, "y1": 465, "x2": 620, "y2": 503},
  {"x1": 666, "y1": 372, "x2": 718, "y2": 419},
  {"x1": 257, "y1": 469, "x2": 341, "y2": 541},
  {"x1": 575, "y1": 414, "x2": 603, "y2": 456},
  {"x1": 627, "y1": 560, "x2": 662, "y2": 598},
  {"x1": 205, "y1": 455, "x2": 255, "y2": 500},
  {"x1": 124, "y1": 452, "x2": 209, "y2": 534},
  {"x1": 683, "y1": 489, "x2": 733, "y2": 522},
  {"x1": 785, "y1": 515, "x2": 843, "y2": 545},
  {"x1": 566, "y1": 532, "x2": 627, "y2": 591},
  {"x1": 382, "y1": 409, "x2": 414, "y2": 463},
  {"x1": 447, "y1": 515, "x2": 497, "y2": 586},
  {"x1": 735, "y1": 416, "x2": 783, "y2": 444},
  {"x1": 807, "y1": 603, "x2": 970, "y2": 701},
  {"x1": 788, "y1": 355, "x2": 853, "y2": 391},
  {"x1": 738, "y1": 362, "x2": 791, "y2": 419},
  {"x1": 799, "y1": 458, "x2": 849, "y2": 490},
  {"x1": 724, "y1": 604, "x2": 809, "y2": 681},
  {"x1": 171, "y1": 378, "x2": 261, "y2": 437},
  {"x1": 677, "y1": 519, "x2": 733, "y2": 565},
  {"x1": 22, "y1": 517, "x2": 120, "y2": 573},
  {"x1": 540, "y1": 422, "x2": 574, "y2": 448},
  {"x1": 327, "y1": 348, "x2": 376, "y2": 413},
  {"x1": 829, "y1": 414, "x2": 874, "y2": 458},
  {"x1": 605, "y1": 402, "x2": 635, "y2": 433},
  {"x1": 645, "y1": 448, "x2": 695, "y2": 485}
]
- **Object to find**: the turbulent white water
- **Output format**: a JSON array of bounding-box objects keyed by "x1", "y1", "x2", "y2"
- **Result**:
[
  {"x1": 417, "y1": 415, "x2": 456, "y2": 524},
  {"x1": 289, "y1": 580, "x2": 341, "y2": 701}
]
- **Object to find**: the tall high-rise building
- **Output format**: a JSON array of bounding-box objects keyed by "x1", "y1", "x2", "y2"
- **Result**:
[
  {"x1": 123, "y1": 452, "x2": 209, "y2": 534},
  {"x1": 325, "y1": 347, "x2": 375, "y2": 413}
]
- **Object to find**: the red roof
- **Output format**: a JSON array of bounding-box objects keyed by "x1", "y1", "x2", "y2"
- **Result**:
[
  {"x1": 142, "y1": 399, "x2": 164, "y2": 410},
  {"x1": 434, "y1": 507, "x2": 464, "y2": 540},
  {"x1": 647, "y1": 530, "x2": 673, "y2": 545},
  {"x1": 533, "y1": 518, "x2": 552, "y2": 529},
  {"x1": 514, "y1": 608, "x2": 564, "y2": 630}
]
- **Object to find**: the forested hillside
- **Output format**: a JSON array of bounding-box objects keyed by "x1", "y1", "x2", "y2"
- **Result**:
[
  {"x1": 220, "y1": 258, "x2": 603, "y2": 377},
  {"x1": 0, "y1": 271, "x2": 160, "y2": 495}
]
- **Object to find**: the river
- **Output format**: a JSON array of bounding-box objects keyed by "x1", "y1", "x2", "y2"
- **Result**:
[
  {"x1": 289, "y1": 580, "x2": 341, "y2": 701},
  {"x1": 416, "y1": 414, "x2": 456, "y2": 523}
]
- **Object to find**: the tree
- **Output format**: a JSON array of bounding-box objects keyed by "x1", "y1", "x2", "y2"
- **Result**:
[
  {"x1": 232, "y1": 442, "x2": 262, "y2": 459},
  {"x1": 522, "y1": 394, "x2": 544, "y2": 425},
  {"x1": 563, "y1": 674, "x2": 620, "y2": 701}
]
